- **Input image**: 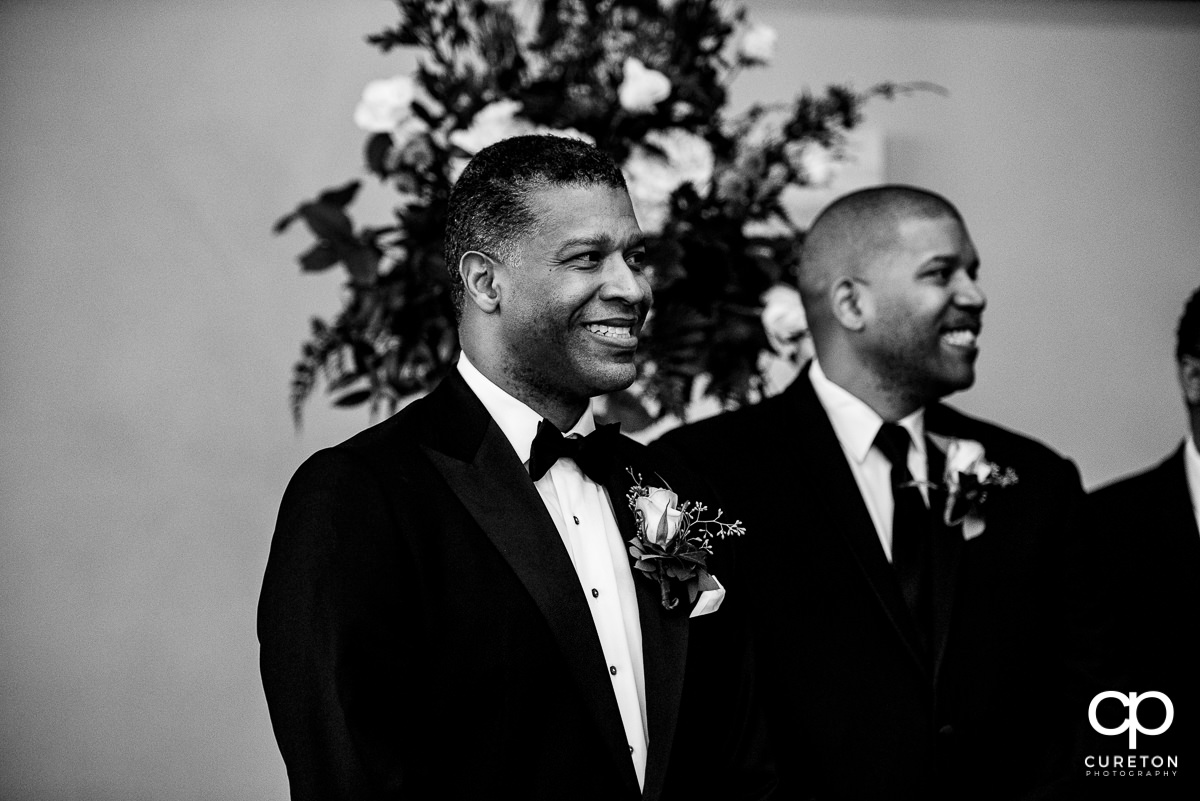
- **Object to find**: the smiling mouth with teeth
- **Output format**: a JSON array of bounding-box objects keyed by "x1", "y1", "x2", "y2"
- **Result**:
[
  {"x1": 586, "y1": 324, "x2": 635, "y2": 338},
  {"x1": 941, "y1": 329, "x2": 978, "y2": 348}
]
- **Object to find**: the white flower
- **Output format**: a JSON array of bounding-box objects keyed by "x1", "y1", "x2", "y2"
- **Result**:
[
  {"x1": 532, "y1": 125, "x2": 595, "y2": 145},
  {"x1": 742, "y1": 218, "x2": 794, "y2": 239},
  {"x1": 738, "y1": 22, "x2": 778, "y2": 65},
  {"x1": 760, "y1": 284, "x2": 809, "y2": 359},
  {"x1": 449, "y1": 99, "x2": 531, "y2": 154},
  {"x1": 802, "y1": 144, "x2": 838, "y2": 187},
  {"x1": 391, "y1": 115, "x2": 431, "y2": 151},
  {"x1": 354, "y1": 74, "x2": 418, "y2": 133},
  {"x1": 443, "y1": 113, "x2": 594, "y2": 184},
  {"x1": 447, "y1": 156, "x2": 470, "y2": 185},
  {"x1": 944, "y1": 439, "x2": 991, "y2": 486},
  {"x1": 635, "y1": 488, "x2": 685, "y2": 547},
  {"x1": 618, "y1": 57, "x2": 672, "y2": 114},
  {"x1": 622, "y1": 128, "x2": 714, "y2": 234},
  {"x1": 742, "y1": 114, "x2": 785, "y2": 149}
]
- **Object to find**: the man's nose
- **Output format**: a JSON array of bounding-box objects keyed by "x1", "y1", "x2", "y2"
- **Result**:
[
  {"x1": 599, "y1": 255, "x2": 651, "y2": 308},
  {"x1": 954, "y1": 271, "x2": 986, "y2": 311}
]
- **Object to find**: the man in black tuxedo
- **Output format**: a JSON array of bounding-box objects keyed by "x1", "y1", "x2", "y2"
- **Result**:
[
  {"x1": 654, "y1": 185, "x2": 1085, "y2": 800},
  {"x1": 257, "y1": 135, "x2": 772, "y2": 800},
  {"x1": 1083, "y1": 286, "x2": 1200, "y2": 798}
]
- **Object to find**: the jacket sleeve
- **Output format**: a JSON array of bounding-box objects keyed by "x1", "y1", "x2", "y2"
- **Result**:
[{"x1": 257, "y1": 448, "x2": 415, "y2": 800}]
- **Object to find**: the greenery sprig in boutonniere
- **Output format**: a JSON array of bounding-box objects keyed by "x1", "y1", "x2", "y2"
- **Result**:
[
  {"x1": 930, "y1": 435, "x2": 1018, "y2": 539},
  {"x1": 625, "y1": 468, "x2": 744, "y2": 611}
]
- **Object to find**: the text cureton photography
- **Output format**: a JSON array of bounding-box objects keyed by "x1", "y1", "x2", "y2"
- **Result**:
[{"x1": 1084, "y1": 690, "x2": 1181, "y2": 782}]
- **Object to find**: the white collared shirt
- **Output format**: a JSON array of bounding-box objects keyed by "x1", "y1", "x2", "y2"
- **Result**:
[
  {"x1": 456, "y1": 353, "x2": 648, "y2": 787},
  {"x1": 809, "y1": 358, "x2": 930, "y2": 562},
  {"x1": 1184, "y1": 434, "x2": 1200, "y2": 537}
]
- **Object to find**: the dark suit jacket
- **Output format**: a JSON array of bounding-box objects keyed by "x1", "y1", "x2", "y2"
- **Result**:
[
  {"x1": 258, "y1": 370, "x2": 773, "y2": 801},
  {"x1": 652, "y1": 365, "x2": 1085, "y2": 801},
  {"x1": 1083, "y1": 448, "x2": 1200, "y2": 799}
]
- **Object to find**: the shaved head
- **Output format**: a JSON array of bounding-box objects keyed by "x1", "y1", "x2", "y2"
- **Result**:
[
  {"x1": 798, "y1": 184, "x2": 983, "y2": 418},
  {"x1": 799, "y1": 185, "x2": 963, "y2": 337}
]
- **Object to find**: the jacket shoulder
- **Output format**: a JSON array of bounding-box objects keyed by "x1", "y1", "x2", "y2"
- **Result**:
[
  {"x1": 927, "y1": 402, "x2": 1072, "y2": 467},
  {"x1": 335, "y1": 394, "x2": 431, "y2": 454},
  {"x1": 653, "y1": 392, "x2": 791, "y2": 455},
  {"x1": 1089, "y1": 448, "x2": 1181, "y2": 505}
]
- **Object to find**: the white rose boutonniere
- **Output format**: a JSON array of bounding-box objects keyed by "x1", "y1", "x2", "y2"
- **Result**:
[
  {"x1": 625, "y1": 469, "x2": 744, "y2": 613},
  {"x1": 635, "y1": 487, "x2": 686, "y2": 547},
  {"x1": 930, "y1": 435, "x2": 1019, "y2": 540}
]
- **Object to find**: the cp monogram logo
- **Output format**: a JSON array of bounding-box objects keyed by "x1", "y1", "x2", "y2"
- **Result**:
[{"x1": 1088, "y1": 691, "x2": 1174, "y2": 749}]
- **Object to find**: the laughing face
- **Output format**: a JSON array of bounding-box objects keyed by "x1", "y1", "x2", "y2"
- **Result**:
[
  {"x1": 857, "y1": 214, "x2": 985, "y2": 404},
  {"x1": 492, "y1": 182, "x2": 651, "y2": 410}
]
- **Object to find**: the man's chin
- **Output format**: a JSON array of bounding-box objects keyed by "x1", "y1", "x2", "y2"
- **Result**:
[
  {"x1": 583, "y1": 363, "x2": 638, "y2": 397},
  {"x1": 934, "y1": 370, "x2": 976, "y2": 398}
]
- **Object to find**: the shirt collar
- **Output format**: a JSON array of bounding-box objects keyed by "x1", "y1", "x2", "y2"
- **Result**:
[
  {"x1": 808, "y1": 357, "x2": 926, "y2": 463},
  {"x1": 457, "y1": 351, "x2": 596, "y2": 464}
]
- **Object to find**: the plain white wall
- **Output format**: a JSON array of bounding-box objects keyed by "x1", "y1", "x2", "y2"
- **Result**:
[{"x1": 1, "y1": 1, "x2": 1197, "y2": 799}]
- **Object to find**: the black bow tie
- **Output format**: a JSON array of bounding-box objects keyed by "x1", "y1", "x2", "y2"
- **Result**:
[{"x1": 527, "y1": 419, "x2": 621, "y2": 484}]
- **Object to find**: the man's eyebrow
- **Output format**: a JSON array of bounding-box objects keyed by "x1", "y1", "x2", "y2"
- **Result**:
[
  {"x1": 922, "y1": 253, "x2": 980, "y2": 268},
  {"x1": 553, "y1": 233, "x2": 646, "y2": 256}
]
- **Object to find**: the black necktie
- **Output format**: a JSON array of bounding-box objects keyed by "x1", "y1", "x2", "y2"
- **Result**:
[
  {"x1": 874, "y1": 422, "x2": 932, "y2": 642},
  {"x1": 527, "y1": 419, "x2": 620, "y2": 484}
]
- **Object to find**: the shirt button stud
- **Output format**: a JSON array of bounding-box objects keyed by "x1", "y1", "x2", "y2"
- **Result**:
[
  {"x1": 591, "y1": 588, "x2": 599, "y2": 598},
  {"x1": 609, "y1": 665, "x2": 617, "y2": 676},
  {"x1": 629, "y1": 745, "x2": 634, "y2": 754},
  {"x1": 573, "y1": 516, "x2": 580, "y2": 524}
]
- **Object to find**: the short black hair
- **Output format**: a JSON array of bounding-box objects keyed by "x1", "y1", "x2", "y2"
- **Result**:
[
  {"x1": 444, "y1": 134, "x2": 627, "y2": 318},
  {"x1": 1177, "y1": 285, "x2": 1200, "y2": 361}
]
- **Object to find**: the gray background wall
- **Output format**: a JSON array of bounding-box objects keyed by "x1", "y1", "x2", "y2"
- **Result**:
[{"x1": 1, "y1": 1, "x2": 1197, "y2": 798}]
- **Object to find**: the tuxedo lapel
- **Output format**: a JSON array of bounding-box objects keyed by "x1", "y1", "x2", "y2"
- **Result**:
[
  {"x1": 419, "y1": 373, "x2": 641, "y2": 796},
  {"x1": 603, "y1": 461, "x2": 689, "y2": 801},
  {"x1": 924, "y1": 440, "x2": 963, "y2": 684},
  {"x1": 789, "y1": 372, "x2": 930, "y2": 677}
]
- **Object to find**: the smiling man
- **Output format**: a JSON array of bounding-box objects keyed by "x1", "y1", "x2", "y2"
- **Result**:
[
  {"x1": 653, "y1": 185, "x2": 1086, "y2": 800},
  {"x1": 258, "y1": 135, "x2": 774, "y2": 801}
]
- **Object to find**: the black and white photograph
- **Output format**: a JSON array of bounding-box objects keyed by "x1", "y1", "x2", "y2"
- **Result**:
[{"x1": 1, "y1": 1, "x2": 1198, "y2": 799}]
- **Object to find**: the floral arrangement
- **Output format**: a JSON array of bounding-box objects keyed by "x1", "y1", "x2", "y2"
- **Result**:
[
  {"x1": 276, "y1": 0, "x2": 922, "y2": 428},
  {"x1": 625, "y1": 468, "x2": 744, "y2": 610},
  {"x1": 929, "y1": 435, "x2": 1019, "y2": 540}
]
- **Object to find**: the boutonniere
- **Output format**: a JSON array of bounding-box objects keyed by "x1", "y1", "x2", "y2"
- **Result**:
[
  {"x1": 929, "y1": 435, "x2": 1019, "y2": 540},
  {"x1": 625, "y1": 468, "x2": 745, "y2": 611}
]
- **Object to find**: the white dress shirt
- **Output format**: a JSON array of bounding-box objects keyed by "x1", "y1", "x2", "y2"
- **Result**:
[
  {"x1": 457, "y1": 353, "x2": 648, "y2": 787},
  {"x1": 809, "y1": 358, "x2": 930, "y2": 562},
  {"x1": 1184, "y1": 434, "x2": 1200, "y2": 537}
]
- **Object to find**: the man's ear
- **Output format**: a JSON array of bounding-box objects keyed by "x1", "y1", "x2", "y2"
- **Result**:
[
  {"x1": 831, "y1": 277, "x2": 867, "y2": 332},
  {"x1": 460, "y1": 251, "x2": 501, "y2": 314},
  {"x1": 1179, "y1": 356, "x2": 1200, "y2": 406}
]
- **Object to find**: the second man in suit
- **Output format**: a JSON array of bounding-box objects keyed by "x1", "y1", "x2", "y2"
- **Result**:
[
  {"x1": 655, "y1": 185, "x2": 1086, "y2": 800},
  {"x1": 1083, "y1": 285, "x2": 1200, "y2": 798}
]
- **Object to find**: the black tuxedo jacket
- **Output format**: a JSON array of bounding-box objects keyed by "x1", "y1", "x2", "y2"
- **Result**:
[
  {"x1": 258, "y1": 370, "x2": 773, "y2": 801},
  {"x1": 652, "y1": 365, "x2": 1085, "y2": 801},
  {"x1": 1083, "y1": 448, "x2": 1200, "y2": 799}
]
